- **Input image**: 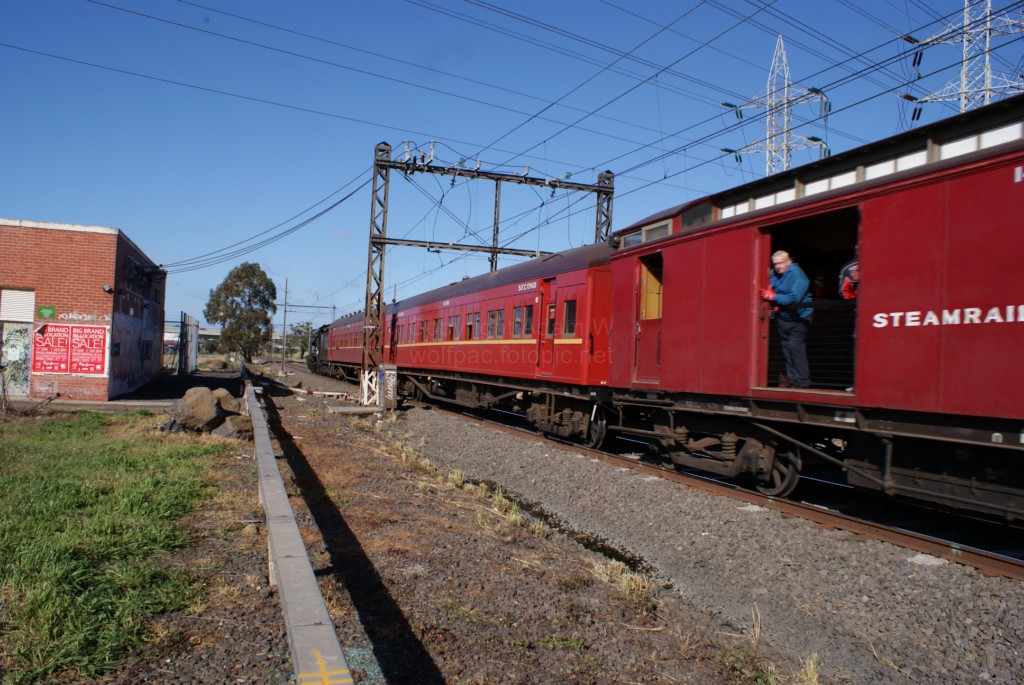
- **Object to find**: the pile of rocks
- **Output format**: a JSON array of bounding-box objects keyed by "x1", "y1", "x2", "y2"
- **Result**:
[{"x1": 164, "y1": 386, "x2": 253, "y2": 440}]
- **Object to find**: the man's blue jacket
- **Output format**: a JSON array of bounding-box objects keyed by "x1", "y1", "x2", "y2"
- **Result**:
[{"x1": 769, "y1": 263, "x2": 813, "y2": 321}]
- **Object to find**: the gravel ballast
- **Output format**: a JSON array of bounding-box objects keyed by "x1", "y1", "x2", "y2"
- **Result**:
[{"x1": 395, "y1": 405, "x2": 1024, "y2": 684}]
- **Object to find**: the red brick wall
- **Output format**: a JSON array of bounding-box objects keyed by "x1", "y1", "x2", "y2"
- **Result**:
[
  {"x1": 0, "y1": 221, "x2": 164, "y2": 400},
  {"x1": 109, "y1": 234, "x2": 165, "y2": 396}
]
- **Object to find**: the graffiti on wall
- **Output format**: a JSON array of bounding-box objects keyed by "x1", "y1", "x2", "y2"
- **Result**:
[
  {"x1": 1, "y1": 323, "x2": 32, "y2": 396},
  {"x1": 58, "y1": 311, "x2": 112, "y2": 322}
]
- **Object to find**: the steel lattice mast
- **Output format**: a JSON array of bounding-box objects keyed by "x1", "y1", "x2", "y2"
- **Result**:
[
  {"x1": 764, "y1": 34, "x2": 793, "y2": 175},
  {"x1": 721, "y1": 36, "x2": 830, "y2": 176},
  {"x1": 359, "y1": 143, "x2": 614, "y2": 406}
]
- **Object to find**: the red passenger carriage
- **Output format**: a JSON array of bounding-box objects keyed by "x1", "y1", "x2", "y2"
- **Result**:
[{"x1": 311, "y1": 243, "x2": 615, "y2": 444}]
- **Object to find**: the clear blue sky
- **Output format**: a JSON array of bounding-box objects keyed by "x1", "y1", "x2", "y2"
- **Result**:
[{"x1": 3, "y1": 1, "x2": 1021, "y2": 330}]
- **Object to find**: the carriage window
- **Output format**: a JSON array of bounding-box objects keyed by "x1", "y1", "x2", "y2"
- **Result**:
[
  {"x1": 546, "y1": 303, "x2": 556, "y2": 337},
  {"x1": 620, "y1": 220, "x2": 670, "y2": 248},
  {"x1": 487, "y1": 311, "x2": 496, "y2": 338},
  {"x1": 524, "y1": 305, "x2": 534, "y2": 335},
  {"x1": 496, "y1": 309, "x2": 505, "y2": 337},
  {"x1": 622, "y1": 232, "x2": 642, "y2": 248},
  {"x1": 563, "y1": 300, "x2": 577, "y2": 337},
  {"x1": 473, "y1": 312, "x2": 481, "y2": 339},
  {"x1": 513, "y1": 307, "x2": 523, "y2": 337},
  {"x1": 640, "y1": 253, "x2": 663, "y2": 320},
  {"x1": 433, "y1": 318, "x2": 441, "y2": 341},
  {"x1": 681, "y1": 202, "x2": 713, "y2": 229},
  {"x1": 453, "y1": 315, "x2": 460, "y2": 340},
  {"x1": 644, "y1": 221, "x2": 670, "y2": 242}
]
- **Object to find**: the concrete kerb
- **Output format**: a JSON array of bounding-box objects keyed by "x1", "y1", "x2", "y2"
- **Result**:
[{"x1": 243, "y1": 377, "x2": 352, "y2": 685}]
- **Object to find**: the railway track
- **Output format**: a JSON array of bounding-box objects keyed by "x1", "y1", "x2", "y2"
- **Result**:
[
  {"x1": 415, "y1": 400, "x2": 1024, "y2": 581},
  {"x1": 280, "y1": 360, "x2": 1024, "y2": 579}
]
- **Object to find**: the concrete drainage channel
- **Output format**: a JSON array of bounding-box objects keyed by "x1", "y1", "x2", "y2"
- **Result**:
[{"x1": 245, "y1": 378, "x2": 354, "y2": 685}]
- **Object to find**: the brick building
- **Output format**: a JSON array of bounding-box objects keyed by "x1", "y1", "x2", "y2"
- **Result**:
[{"x1": 0, "y1": 219, "x2": 165, "y2": 401}]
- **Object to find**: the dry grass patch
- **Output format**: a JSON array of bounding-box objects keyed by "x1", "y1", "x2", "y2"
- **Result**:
[{"x1": 592, "y1": 560, "x2": 656, "y2": 616}]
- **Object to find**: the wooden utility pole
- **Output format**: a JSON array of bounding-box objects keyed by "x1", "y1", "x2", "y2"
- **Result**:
[{"x1": 280, "y1": 278, "x2": 288, "y2": 374}]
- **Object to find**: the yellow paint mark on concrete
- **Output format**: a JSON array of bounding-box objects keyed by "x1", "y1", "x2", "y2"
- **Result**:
[{"x1": 296, "y1": 648, "x2": 353, "y2": 685}]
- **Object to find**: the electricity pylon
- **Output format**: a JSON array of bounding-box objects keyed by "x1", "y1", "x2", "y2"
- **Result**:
[
  {"x1": 721, "y1": 35, "x2": 830, "y2": 176},
  {"x1": 902, "y1": 0, "x2": 1024, "y2": 121}
]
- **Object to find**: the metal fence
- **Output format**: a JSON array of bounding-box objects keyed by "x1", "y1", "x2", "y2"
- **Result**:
[{"x1": 162, "y1": 313, "x2": 200, "y2": 376}]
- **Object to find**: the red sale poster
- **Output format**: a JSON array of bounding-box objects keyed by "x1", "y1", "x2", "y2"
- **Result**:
[
  {"x1": 31, "y1": 324, "x2": 71, "y2": 373},
  {"x1": 31, "y1": 325, "x2": 108, "y2": 375},
  {"x1": 70, "y1": 326, "x2": 107, "y2": 375}
]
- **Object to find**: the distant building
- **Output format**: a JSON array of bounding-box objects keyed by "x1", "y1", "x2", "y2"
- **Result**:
[
  {"x1": 163, "y1": 325, "x2": 221, "y2": 352},
  {"x1": 0, "y1": 218, "x2": 166, "y2": 400}
]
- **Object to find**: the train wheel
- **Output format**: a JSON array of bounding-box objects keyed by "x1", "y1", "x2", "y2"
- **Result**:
[
  {"x1": 756, "y1": 447, "x2": 800, "y2": 497},
  {"x1": 584, "y1": 407, "x2": 607, "y2": 449}
]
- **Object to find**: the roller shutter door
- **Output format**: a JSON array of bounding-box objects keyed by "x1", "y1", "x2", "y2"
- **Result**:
[{"x1": 0, "y1": 290, "x2": 35, "y2": 323}]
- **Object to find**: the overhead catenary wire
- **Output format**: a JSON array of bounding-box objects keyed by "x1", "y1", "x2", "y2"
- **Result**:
[
  {"x1": 470, "y1": 0, "x2": 712, "y2": 158},
  {"x1": 173, "y1": 0, "x2": 696, "y2": 145},
  {"x1": 84, "y1": 0, "x2": 669, "y2": 155},
  {"x1": 0, "y1": 41, "x2": 476, "y2": 149},
  {"x1": 476, "y1": 0, "x2": 785, "y2": 170},
  {"x1": 164, "y1": 178, "x2": 371, "y2": 274},
  {"x1": 403, "y1": 0, "x2": 740, "y2": 109},
  {"x1": 161, "y1": 168, "x2": 371, "y2": 270}
]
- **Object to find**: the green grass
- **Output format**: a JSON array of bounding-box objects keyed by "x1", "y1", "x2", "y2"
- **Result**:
[
  {"x1": 0, "y1": 411, "x2": 231, "y2": 683},
  {"x1": 539, "y1": 634, "x2": 587, "y2": 651}
]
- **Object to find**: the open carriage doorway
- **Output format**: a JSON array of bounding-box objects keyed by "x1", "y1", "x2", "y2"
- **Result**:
[
  {"x1": 760, "y1": 208, "x2": 859, "y2": 391},
  {"x1": 633, "y1": 252, "x2": 663, "y2": 383}
]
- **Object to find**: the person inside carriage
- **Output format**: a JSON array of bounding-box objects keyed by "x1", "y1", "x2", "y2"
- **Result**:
[
  {"x1": 838, "y1": 255, "x2": 860, "y2": 300},
  {"x1": 761, "y1": 250, "x2": 813, "y2": 389}
]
